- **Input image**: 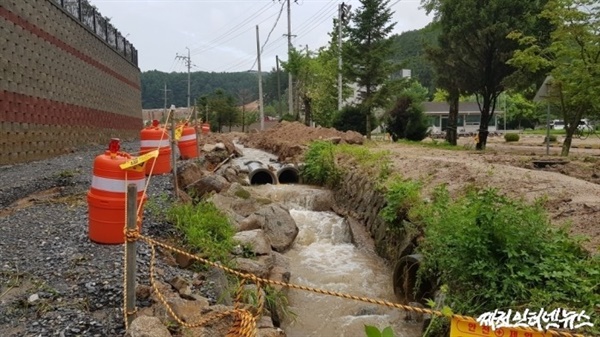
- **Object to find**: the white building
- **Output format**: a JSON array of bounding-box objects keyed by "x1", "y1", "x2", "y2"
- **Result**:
[{"x1": 423, "y1": 102, "x2": 505, "y2": 134}]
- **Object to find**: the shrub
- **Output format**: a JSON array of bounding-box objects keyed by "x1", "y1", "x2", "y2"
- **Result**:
[
  {"x1": 415, "y1": 187, "x2": 599, "y2": 336},
  {"x1": 301, "y1": 141, "x2": 341, "y2": 187},
  {"x1": 379, "y1": 177, "x2": 423, "y2": 228},
  {"x1": 384, "y1": 81, "x2": 430, "y2": 142},
  {"x1": 544, "y1": 134, "x2": 557, "y2": 142},
  {"x1": 167, "y1": 200, "x2": 235, "y2": 263},
  {"x1": 504, "y1": 133, "x2": 520, "y2": 142},
  {"x1": 332, "y1": 105, "x2": 377, "y2": 135}
]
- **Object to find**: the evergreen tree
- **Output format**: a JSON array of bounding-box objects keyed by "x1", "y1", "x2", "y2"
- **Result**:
[{"x1": 344, "y1": 0, "x2": 398, "y2": 139}]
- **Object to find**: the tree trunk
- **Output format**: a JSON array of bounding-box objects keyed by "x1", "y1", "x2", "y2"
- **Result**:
[
  {"x1": 242, "y1": 106, "x2": 246, "y2": 133},
  {"x1": 445, "y1": 92, "x2": 459, "y2": 146},
  {"x1": 366, "y1": 107, "x2": 372, "y2": 140},
  {"x1": 303, "y1": 95, "x2": 312, "y2": 126},
  {"x1": 476, "y1": 109, "x2": 490, "y2": 150},
  {"x1": 561, "y1": 122, "x2": 578, "y2": 156}
]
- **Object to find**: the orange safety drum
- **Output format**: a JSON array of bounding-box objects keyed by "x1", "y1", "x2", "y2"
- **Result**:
[
  {"x1": 87, "y1": 139, "x2": 147, "y2": 244},
  {"x1": 177, "y1": 123, "x2": 199, "y2": 159},
  {"x1": 201, "y1": 123, "x2": 210, "y2": 135},
  {"x1": 140, "y1": 120, "x2": 171, "y2": 175}
]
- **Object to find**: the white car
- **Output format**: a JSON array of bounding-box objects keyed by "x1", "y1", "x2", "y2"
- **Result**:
[
  {"x1": 552, "y1": 120, "x2": 565, "y2": 130},
  {"x1": 577, "y1": 119, "x2": 594, "y2": 131}
]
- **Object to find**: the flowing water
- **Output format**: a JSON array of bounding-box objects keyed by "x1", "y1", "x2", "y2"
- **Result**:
[{"x1": 234, "y1": 144, "x2": 421, "y2": 336}]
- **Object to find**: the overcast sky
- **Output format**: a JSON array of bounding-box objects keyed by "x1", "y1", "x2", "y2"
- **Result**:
[{"x1": 92, "y1": 0, "x2": 433, "y2": 73}]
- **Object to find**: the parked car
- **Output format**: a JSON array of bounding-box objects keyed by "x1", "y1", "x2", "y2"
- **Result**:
[
  {"x1": 551, "y1": 120, "x2": 565, "y2": 130},
  {"x1": 577, "y1": 119, "x2": 594, "y2": 131}
]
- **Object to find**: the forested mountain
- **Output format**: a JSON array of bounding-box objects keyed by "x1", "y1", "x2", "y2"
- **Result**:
[
  {"x1": 140, "y1": 24, "x2": 438, "y2": 110},
  {"x1": 141, "y1": 70, "x2": 259, "y2": 109},
  {"x1": 389, "y1": 22, "x2": 440, "y2": 94}
]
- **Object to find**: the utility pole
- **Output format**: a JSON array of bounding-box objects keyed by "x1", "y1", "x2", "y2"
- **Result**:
[
  {"x1": 286, "y1": 0, "x2": 294, "y2": 117},
  {"x1": 338, "y1": 3, "x2": 343, "y2": 111},
  {"x1": 338, "y1": 2, "x2": 350, "y2": 111},
  {"x1": 276, "y1": 55, "x2": 282, "y2": 118},
  {"x1": 160, "y1": 83, "x2": 171, "y2": 122},
  {"x1": 176, "y1": 48, "x2": 192, "y2": 108},
  {"x1": 256, "y1": 25, "x2": 265, "y2": 131},
  {"x1": 275, "y1": 0, "x2": 296, "y2": 117}
]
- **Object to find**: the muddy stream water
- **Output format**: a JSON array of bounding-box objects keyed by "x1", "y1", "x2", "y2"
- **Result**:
[{"x1": 233, "y1": 145, "x2": 421, "y2": 337}]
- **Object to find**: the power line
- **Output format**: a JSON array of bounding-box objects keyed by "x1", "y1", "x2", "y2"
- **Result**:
[
  {"x1": 189, "y1": 3, "x2": 275, "y2": 56},
  {"x1": 250, "y1": 0, "x2": 286, "y2": 71},
  {"x1": 188, "y1": 2, "x2": 271, "y2": 54},
  {"x1": 293, "y1": 1, "x2": 337, "y2": 37},
  {"x1": 294, "y1": 4, "x2": 337, "y2": 40}
]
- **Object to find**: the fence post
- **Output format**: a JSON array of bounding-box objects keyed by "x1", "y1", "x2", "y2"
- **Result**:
[
  {"x1": 77, "y1": 0, "x2": 82, "y2": 21},
  {"x1": 92, "y1": 8, "x2": 96, "y2": 34},
  {"x1": 125, "y1": 183, "x2": 137, "y2": 328},
  {"x1": 169, "y1": 107, "x2": 179, "y2": 196}
]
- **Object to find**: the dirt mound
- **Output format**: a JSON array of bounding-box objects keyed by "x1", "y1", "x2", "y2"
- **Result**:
[
  {"x1": 242, "y1": 121, "x2": 364, "y2": 162},
  {"x1": 197, "y1": 131, "x2": 244, "y2": 147}
]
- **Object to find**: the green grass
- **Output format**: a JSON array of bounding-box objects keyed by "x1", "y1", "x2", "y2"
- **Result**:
[{"x1": 167, "y1": 200, "x2": 236, "y2": 263}]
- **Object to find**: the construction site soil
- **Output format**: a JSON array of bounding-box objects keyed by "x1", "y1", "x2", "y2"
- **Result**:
[
  {"x1": 0, "y1": 122, "x2": 598, "y2": 336},
  {"x1": 237, "y1": 122, "x2": 600, "y2": 254}
]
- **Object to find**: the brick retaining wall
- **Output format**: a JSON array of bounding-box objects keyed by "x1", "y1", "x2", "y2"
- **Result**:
[{"x1": 0, "y1": 0, "x2": 142, "y2": 165}]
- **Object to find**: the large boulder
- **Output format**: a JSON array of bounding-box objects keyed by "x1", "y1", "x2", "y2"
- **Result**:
[
  {"x1": 233, "y1": 255, "x2": 274, "y2": 278},
  {"x1": 181, "y1": 304, "x2": 235, "y2": 337},
  {"x1": 126, "y1": 316, "x2": 172, "y2": 337},
  {"x1": 233, "y1": 229, "x2": 272, "y2": 256},
  {"x1": 186, "y1": 175, "x2": 229, "y2": 198},
  {"x1": 253, "y1": 204, "x2": 299, "y2": 253},
  {"x1": 177, "y1": 161, "x2": 205, "y2": 189}
]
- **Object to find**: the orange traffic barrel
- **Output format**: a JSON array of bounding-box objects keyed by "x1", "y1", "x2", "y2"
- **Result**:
[
  {"x1": 201, "y1": 123, "x2": 210, "y2": 135},
  {"x1": 177, "y1": 123, "x2": 199, "y2": 159},
  {"x1": 140, "y1": 120, "x2": 171, "y2": 175},
  {"x1": 87, "y1": 139, "x2": 147, "y2": 244}
]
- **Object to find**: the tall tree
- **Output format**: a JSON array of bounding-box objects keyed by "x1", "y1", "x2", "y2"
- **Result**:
[
  {"x1": 344, "y1": 0, "x2": 397, "y2": 139},
  {"x1": 236, "y1": 88, "x2": 254, "y2": 132},
  {"x1": 508, "y1": 0, "x2": 600, "y2": 156},
  {"x1": 196, "y1": 89, "x2": 238, "y2": 132},
  {"x1": 423, "y1": 0, "x2": 550, "y2": 150},
  {"x1": 425, "y1": 30, "x2": 463, "y2": 145}
]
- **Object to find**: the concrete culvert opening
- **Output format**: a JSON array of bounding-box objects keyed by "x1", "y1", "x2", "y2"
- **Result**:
[
  {"x1": 277, "y1": 167, "x2": 300, "y2": 184},
  {"x1": 393, "y1": 254, "x2": 433, "y2": 304},
  {"x1": 249, "y1": 169, "x2": 276, "y2": 185}
]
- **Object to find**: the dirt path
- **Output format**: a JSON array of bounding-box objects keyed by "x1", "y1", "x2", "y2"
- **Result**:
[{"x1": 377, "y1": 143, "x2": 600, "y2": 254}]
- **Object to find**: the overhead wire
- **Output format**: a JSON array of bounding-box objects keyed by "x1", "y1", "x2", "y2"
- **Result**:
[
  {"x1": 293, "y1": 1, "x2": 338, "y2": 37},
  {"x1": 259, "y1": 0, "x2": 335, "y2": 56},
  {"x1": 188, "y1": 2, "x2": 271, "y2": 53},
  {"x1": 216, "y1": 0, "x2": 343, "y2": 72},
  {"x1": 249, "y1": 0, "x2": 287, "y2": 71},
  {"x1": 293, "y1": 5, "x2": 337, "y2": 45},
  {"x1": 189, "y1": 2, "x2": 275, "y2": 56}
]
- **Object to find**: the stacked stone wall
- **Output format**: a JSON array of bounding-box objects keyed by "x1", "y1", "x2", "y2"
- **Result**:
[
  {"x1": 333, "y1": 170, "x2": 418, "y2": 264},
  {"x1": 0, "y1": 0, "x2": 142, "y2": 165}
]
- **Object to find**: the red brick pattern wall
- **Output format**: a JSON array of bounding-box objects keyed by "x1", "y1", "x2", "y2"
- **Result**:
[{"x1": 0, "y1": 0, "x2": 142, "y2": 165}]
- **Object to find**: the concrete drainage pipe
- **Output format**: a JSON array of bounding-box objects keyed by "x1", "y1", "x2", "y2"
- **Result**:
[
  {"x1": 246, "y1": 161, "x2": 277, "y2": 185},
  {"x1": 276, "y1": 165, "x2": 300, "y2": 184},
  {"x1": 392, "y1": 253, "x2": 433, "y2": 304}
]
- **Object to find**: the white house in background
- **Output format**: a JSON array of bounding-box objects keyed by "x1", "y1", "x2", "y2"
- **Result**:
[{"x1": 423, "y1": 102, "x2": 505, "y2": 134}]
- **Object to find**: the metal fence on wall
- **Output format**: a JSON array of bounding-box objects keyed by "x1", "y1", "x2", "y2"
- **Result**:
[{"x1": 51, "y1": 0, "x2": 138, "y2": 66}]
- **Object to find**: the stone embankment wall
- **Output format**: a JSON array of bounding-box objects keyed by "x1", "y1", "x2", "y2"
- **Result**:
[
  {"x1": 0, "y1": 0, "x2": 142, "y2": 165},
  {"x1": 333, "y1": 170, "x2": 419, "y2": 269}
]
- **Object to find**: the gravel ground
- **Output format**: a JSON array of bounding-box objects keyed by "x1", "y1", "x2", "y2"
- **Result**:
[{"x1": 0, "y1": 142, "x2": 189, "y2": 337}]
